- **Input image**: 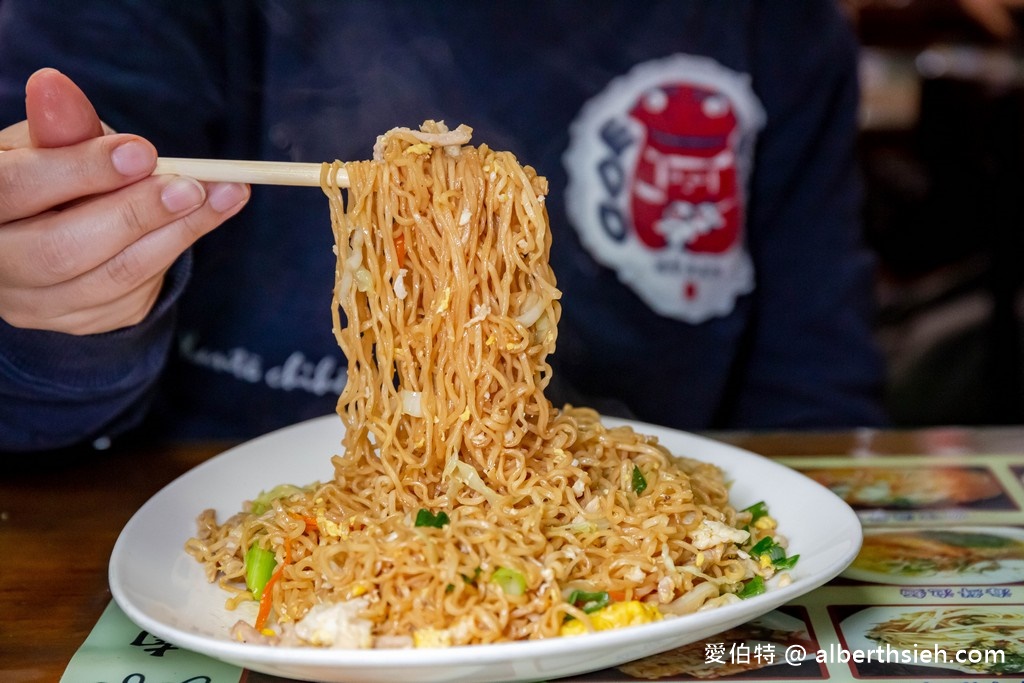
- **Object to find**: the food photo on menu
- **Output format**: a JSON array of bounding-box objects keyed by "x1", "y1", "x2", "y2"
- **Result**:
[
  {"x1": 799, "y1": 466, "x2": 1014, "y2": 512},
  {"x1": 843, "y1": 526, "x2": 1024, "y2": 585},
  {"x1": 833, "y1": 605, "x2": 1024, "y2": 678},
  {"x1": 825, "y1": 518, "x2": 1024, "y2": 678}
]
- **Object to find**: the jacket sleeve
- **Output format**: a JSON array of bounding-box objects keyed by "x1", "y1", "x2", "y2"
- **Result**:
[
  {"x1": 0, "y1": 257, "x2": 190, "y2": 452},
  {"x1": 723, "y1": 2, "x2": 887, "y2": 428}
]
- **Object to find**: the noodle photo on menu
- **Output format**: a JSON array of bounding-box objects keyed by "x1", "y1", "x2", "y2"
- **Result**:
[
  {"x1": 839, "y1": 606, "x2": 1024, "y2": 676},
  {"x1": 184, "y1": 122, "x2": 797, "y2": 648}
]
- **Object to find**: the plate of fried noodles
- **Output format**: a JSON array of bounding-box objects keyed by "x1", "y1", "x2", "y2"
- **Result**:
[{"x1": 111, "y1": 122, "x2": 861, "y2": 682}]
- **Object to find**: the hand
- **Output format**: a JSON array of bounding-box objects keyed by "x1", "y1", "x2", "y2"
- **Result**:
[{"x1": 0, "y1": 68, "x2": 250, "y2": 335}]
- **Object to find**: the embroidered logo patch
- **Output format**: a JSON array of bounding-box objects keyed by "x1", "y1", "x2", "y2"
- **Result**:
[{"x1": 564, "y1": 54, "x2": 765, "y2": 323}]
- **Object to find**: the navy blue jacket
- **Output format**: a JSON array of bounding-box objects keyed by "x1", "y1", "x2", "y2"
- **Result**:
[{"x1": 0, "y1": 1, "x2": 886, "y2": 452}]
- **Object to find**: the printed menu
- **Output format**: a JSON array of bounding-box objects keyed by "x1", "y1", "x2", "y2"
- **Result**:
[{"x1": 61, "y1": 452, "x2": 1024, "y2": 683}]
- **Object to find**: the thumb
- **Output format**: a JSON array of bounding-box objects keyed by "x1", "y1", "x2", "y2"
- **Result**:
[{"x1": 25, "y1": 67, "x2": 105, "y2": 148}]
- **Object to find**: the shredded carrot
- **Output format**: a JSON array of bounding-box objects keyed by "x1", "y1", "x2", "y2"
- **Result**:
[
  {"x1": 394, "y1": 232, "x2": 406, "y2": 269},
  {"x1": 254, "y1": 564, "x2": 285, "y2": 631},
  {"x1": 290, "y1": 513, "x2": 318, "y2": 533},
  {"x1": 608, "y1": 589, "x2": 627, "y2": 602},
  {"x1": 254, "y1": 536, "x2": 293, "y2": 632}
]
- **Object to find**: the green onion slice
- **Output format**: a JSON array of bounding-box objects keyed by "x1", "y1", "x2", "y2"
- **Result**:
[
  {"x1": 414, "y1": 509, "x2": 451, "y2": 528},
  {"x1": 742, "y1": 501, "x2": 769, "y2": 522},
  {"x1": 748, "y1": 536, "x2": 799, "y2": 571},
  {"x1": 567, "y1": 589, "x2": 611, "y2": 613},
  {"x1": 492, "y1": 566, "x2": 527, "y2": 596},
  {"x1": 631, "y1": 466, "x2": 648, "y2": 495},
  {"x1": 737, "y1": 575, "x2": 766, "y2": 599}
]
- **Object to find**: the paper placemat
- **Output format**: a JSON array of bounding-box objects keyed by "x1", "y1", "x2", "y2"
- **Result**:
[{"x1": 61, "y1": 601, "x2": 243, "y2": 683}]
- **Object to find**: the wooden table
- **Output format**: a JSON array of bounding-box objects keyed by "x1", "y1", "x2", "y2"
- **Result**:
[
  {"x1": 2, "y1": 426, "x2": 1022, "y2": 682},
  {"x1": 1, "y1": 439, "x2": 230, "y2": 682}
]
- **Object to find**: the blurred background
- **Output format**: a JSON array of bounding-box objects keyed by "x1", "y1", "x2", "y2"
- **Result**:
[{"x1": 846, "y1": 0, "x2": 1024, "y2": 426}]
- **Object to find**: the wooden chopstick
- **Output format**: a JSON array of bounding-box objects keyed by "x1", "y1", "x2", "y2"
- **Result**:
[{"x1": 153, "y1": 157, "x2": 349, "y2": 187}]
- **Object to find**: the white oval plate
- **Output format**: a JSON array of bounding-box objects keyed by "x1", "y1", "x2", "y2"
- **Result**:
[{"x1": 110, "y1": 415, "x2": 861, "y2": 683}]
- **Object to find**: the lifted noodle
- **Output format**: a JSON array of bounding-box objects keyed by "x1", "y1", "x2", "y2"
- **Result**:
[{"x1": 186, "y1": 122, "x2": 780, "y2": 647}]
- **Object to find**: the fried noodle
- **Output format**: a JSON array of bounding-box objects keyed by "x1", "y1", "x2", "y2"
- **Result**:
[{"x1": 185, "y1": 122, "x2": 780, "y2": 648}]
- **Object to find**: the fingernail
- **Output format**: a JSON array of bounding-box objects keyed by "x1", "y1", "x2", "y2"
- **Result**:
[
  {"x1": 111, "y1": 140, "x2": 156, "y2": 176},
  {"x1": 161, "y1": 177, "x2": 205, "y2": 212},
  {"x1": 208, "y1": 182, "x2": 249, "y2": 212}
]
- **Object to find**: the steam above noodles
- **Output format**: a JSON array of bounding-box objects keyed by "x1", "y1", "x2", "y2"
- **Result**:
[{"x1": 185, "y1": 122, "x2": 792, "y2": 648}]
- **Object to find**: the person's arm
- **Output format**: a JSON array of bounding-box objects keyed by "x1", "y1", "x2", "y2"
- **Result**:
[
  {"x1": 0, "y1": 259, "x2": 190, "y2": 452},
  {"x1": 0, "y1": 69, "x2": 249, "y2": 452},
  {"x1": 723, "y1": 2, "x2": 886, "y2": 428}
]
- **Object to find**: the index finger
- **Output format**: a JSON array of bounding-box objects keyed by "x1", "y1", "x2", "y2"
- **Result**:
[
  {"x1": 0, "y1": 133, "x2": 157, "y2": 224},
  {"x1": 0, "y1": 121, "x2": 31, "y2": 151}
]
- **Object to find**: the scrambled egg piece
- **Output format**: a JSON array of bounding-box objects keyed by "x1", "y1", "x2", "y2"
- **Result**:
[
  {"x1": 412, "y1": 617, "x2": 476, "y2": 648},
  {"x1": 690, "y1": 519, "x2": 749, "y2": 550},
  {"x1": 404, "y1": 142, "x2": 433, "y2": 156},
  {"x1": 316, "y1": 513, "x2": 353, "y2": 539},
  {"x1": 413, "y1": 627, "x2": 453, "y2": 648},
  {"x1": 559, "y1": 601, "x2": 663, "y2": 636}
]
